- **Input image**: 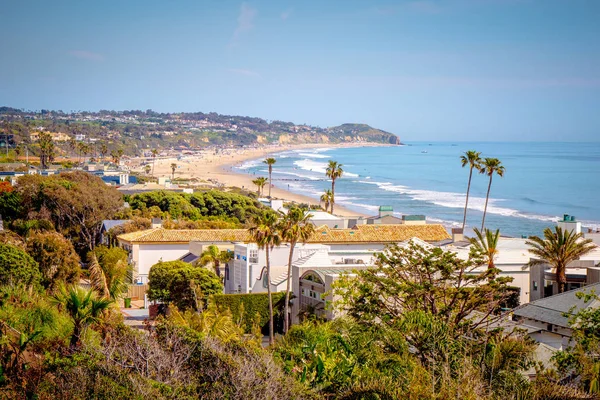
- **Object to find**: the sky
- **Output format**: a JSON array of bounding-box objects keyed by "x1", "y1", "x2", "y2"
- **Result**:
[{"x1": 1, "y1": 0, "x2": 599, "y2": 141}]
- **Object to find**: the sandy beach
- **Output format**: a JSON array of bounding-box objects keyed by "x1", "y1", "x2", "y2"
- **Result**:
[{"x1": 136, "y1": 143, "x2": 384, "y2": 217}]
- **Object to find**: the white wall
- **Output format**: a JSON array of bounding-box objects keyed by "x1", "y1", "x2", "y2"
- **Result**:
[{"x1": 137, "y1": 243, "x2": 189, "y2": 279}]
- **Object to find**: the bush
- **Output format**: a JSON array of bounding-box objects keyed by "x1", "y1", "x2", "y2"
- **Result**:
[
  {"x1": 0, "y1": 243, "x2": 41, "y2": 287},
  {"x1": 211, "y1": 292, "x2": 285, "y2": 334}
]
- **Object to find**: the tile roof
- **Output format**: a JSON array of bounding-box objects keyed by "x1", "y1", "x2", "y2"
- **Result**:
[{"x1": 117, "y1": 224, "x2": 450, "y2": 244}]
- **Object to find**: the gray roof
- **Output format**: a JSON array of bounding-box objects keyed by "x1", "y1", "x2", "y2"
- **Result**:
[
  {"x1": 102, "y1": 220, "x2": 131, "y2": 231},
  {"x1": 513, "y1": 283, "x2": 600, "y2": 328},
  {"x1": 179, "y1": 252, "x2": 200, "y2": 264}
]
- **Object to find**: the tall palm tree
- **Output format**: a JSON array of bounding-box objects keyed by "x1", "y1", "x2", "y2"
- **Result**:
[
  {"x1": 171, "y1": 163, "x2": 177, "y2": 180},
  {"x1": 249, "y1": 211, "x2": 281, "y2": 345},
  {"x1": 320, "y1": 189, "x2": 333, "y2": 213},
  {"x1": 469, "y1": 228, "x2": 500, "y2": 269},
  {"x1": 252, "y1": 177, "x2": 268, "y2": 197},
  {"x1": 151, "y1": 148, "x2": 159, "y2": 176},
  {"x1": 99, "y1": 143, "x2": 108, "y2": 162},
  {"x1": 326, "y1": 160, "x2": 343, "y2": 214},
  {"x1": 460, "y1": 150, "x2": 482, "y2": 231},
  {"x1": 263, "y1": 157, "x2": 276, "y2": 198},
  {"x1": 279, "y1": 206, "x2": 315, "y2": 333},
  {"x1": 51, "y1": 285, "x2": 112, "y2": 348},
  {"x1": 198, "y1": 244, "x2": 232, "y2": 278},
  {"x1": 526, "y1": 227, "x2": 595, "y2": 293},
  {"x1": 480, "y1": 158, "x2": 505, "y2": 231}
]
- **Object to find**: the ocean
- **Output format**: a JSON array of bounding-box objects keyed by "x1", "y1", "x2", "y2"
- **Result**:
[{"x1": 235, "y1": 142, "x2": 600, "y2": 237}]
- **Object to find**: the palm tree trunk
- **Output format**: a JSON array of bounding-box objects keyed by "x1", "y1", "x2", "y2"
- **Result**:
[
  {"x1": 152, "y1": 158, "x2": 155, "y2": 176},
  {"x1": 268, "y1": 166, "x2": 272, "y2": 198},
  {"x1": 214, "y1": 260, "x2": 221, "y2": 277},
  {"x1": 284, "y1": 241, "x2": 296, "y2": 333},
  {"x1": 266, "y1": 246, "x2": 274, "y2": 345},
  {"x1": 462, "y1": 167, "x2": 473, "y2": 231},
  {"x1": 557, "y1": 262, "x2": 566, "y2": 293},
  {"x1": 331, "y1": 179, "x2": 335, "y2": 214},
  {"x1": 481, "y1": 175, "x2": 493, "y2": 231}
]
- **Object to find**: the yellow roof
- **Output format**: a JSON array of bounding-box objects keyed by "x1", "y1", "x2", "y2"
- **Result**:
[{"x1": 117, "y1": 224, "x2": 450, "y2": 244}]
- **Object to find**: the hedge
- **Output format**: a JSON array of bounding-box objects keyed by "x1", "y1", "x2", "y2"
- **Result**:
[{"x1": 211, "y1": 292, "x2": 286, "y2": 334}]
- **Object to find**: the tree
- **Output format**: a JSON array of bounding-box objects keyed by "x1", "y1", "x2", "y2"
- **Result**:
[
  {"x1": 263, "y1": 157, "x2": 276, "y2": 198},
  {"x1": 144, "y1": 165, "x2": 151, "y2": 175},
  {"x1": 17, "y1": 172, "x2": 123, "y2": 253},
  {"x1": 99, "y1": 143, "x2": 108, "y2": 162},
  {"x1": 0, "y1": 243, "x2": 41, "y2": 288},
  {"x1": 460, "y1": 150, "x2": 482, "y2": 231},
  {"x1": 325, "y1": 160, "x2": 343, "y2": 214},
  {"x1": 151, "y1": 148, "x2": 158, "y2": 176},
  {"x1": 68, "y1": 137, "x2": 77, "y2": 159},
  {"x1": 148, "y1": 260, "x2": 223, "y2": 311},
  {"x1": 51, "y1": 285, "x2": 112, "y2": 348},
  {"x1": 110, "y1": 148, "x2": 123, "y2": 164},
  {"x1": 469, "y1": 227, "x2": 500, "y2": 270},
  {"x1": 26, "y1": 231, "x2": 81, "y2": 290},
  {"x1": 320, "y1": 189, "x2": 333, "y2": 213},
  {"x1": 527, "y1": 226, "x2": 595, "y2": 293},
  {"x1": 252, "y1": 177, "x2": 268, "y2": 197},
  {"x1": 279, "y1": 206, "x2": 314, "y2": 333},
  {"x1": 199, "y1": 244, "x2": 232, "y2": 277},
  {"x1": 88, "y1": 246, "x2": 131, "y2": 300},
  {"x1": 38, "y1": 131, "x2": 55, "y2": 169},
  {"x1": 250, "y1": 210, "x2": 281, "y2": 345},
  {"x1": 479, "y1": 157, "x2": 505, "y2": 230},
  {"x1": 170, "y1": 163, "x2": 177, "y2": 180}
]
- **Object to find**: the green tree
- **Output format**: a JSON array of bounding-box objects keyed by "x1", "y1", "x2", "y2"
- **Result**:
[
  {"x1": 252, "y1": 177, "x2": 268, "y2": 197},
  {"x1": 151, "y1": 148, "x2": 158, "y2": 176},
  {"x1": 526, "y1": 226, "x2": 595, "y2": 293},
  {"x1": 99, "y1": 143, "x2": 108, "y2": 162},
  {"x1": 263, "y1": 157, "x2": 276, "y2": 198},
  {"x1": 469, "y1": 227, "x2": 500, "y2": 270},
  {"x1": 325, "y1": 160, "x2": 343, "y2": 214},
  {"x1": 279, "y1": 206, "x2": 314, "y2": 333},
  {"x1": 460, "y1": 150, "x2": 482, "y2": 231},
  {"x1": 320, "y1": 189, "x2": 333, "y2": 213},
  {"x1": 148, "y1": 260, "x2": 223, "y2": 311},
  {"x1": 479, "y1": 157, "x2": 505, "y2": 230},
  {"x1": 170, "y1": 162, "x2": 177, "y2": 180},
  {"x1": 0, "y1": 243, "x2": 41, "y2": 288},
  {"x1": 250, "y1": 210, "x2": 281, "y2": 345},
  {"x1": 198, "y1": 244, "x2": 232, "y2": 278},
  {"x1": 88, "y1": 246, "x2": 131, "y2": 300},
  {"x1": 144, "y1": 164, "x2": 151, "y2": 175},
  {"x1": 38, "y1": 131, "x2": 55, "y2": 169},
  {"x1": 26, "y1": 231, "x2": 81, "y2": 290},
  {"x1": 51, "y1": 285, "x2": 112, "y2": 348}
]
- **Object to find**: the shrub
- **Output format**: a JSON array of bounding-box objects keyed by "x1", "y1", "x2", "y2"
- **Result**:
[
  {"x1": 0, "y1": 243, "x2": 41, "y2": 287},
  {"x1": 211, "y1": 292, "x2": 285, "y2": 334}
]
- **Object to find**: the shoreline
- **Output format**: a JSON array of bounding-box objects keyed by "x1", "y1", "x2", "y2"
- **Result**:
[{"x1": 144, "y1": 142, "x2": 391, "y2": 217}]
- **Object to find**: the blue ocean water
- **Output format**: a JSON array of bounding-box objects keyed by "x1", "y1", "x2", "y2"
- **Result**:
[{"x1": 235, "y1": 142, "x2": 600, "y2": 237}]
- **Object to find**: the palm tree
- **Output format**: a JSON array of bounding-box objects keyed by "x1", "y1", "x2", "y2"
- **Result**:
[
  {"x1": 144, "y1": 165, "x2": 151, "y2": 175},
  {"x1": 325, "y1": 160, "x2": 343, "y2": 214},
  {"x1": 279, "y1": 206, "x2": 315, "y2": 333},
  {"x1": 198, "y1": 245, "x2": 232, "y2": 278},
  {"x1": 171, "y1": 163, "x2": 177, "y2": 180},
  {"x1": 88, "y1": 254, "x2": 130, "y2": 301},
  {"x1": 460, "y1": 150, "x2": 482, "y2": 231},
  {"x1": 479, "y1": 158, "x2": 505, "y2": 231},
  {"x1": 526, "y1": 227, "x2": 595, "y2": 293},
  {"x1": 151, "y1": 148, "x2": 158, "y2": 176},
  {"x1": 249, "y1": 211, "x2": 281, "y2": 345},
  {"x1": 99, "y1": 143, "x2": 108, "y2": 162},
  {"x1": 320, "y1": 189, "x2": 333, "y2": 213},
  {"x1": 252, "y1": 177, "x2": 268, "y2": 196},
  {"x1": 51, "y1": 285, "x2": 112, "y2": 348},
  {"x1": 469, "y1": 228, "x2": 500, "y2": 269},
  {"x1": 263, "y1": 157, "x2": 276, "y2": 198}
]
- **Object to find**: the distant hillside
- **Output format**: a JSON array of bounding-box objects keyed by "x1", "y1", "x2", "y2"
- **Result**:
[{"x1": 0, "y1": 108, "x2": 401, "y2": 156}]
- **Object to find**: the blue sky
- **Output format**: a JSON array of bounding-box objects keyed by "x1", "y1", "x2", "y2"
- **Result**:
[{"x1": 1, "y1": 0, "x2": 599, "y2": 141}]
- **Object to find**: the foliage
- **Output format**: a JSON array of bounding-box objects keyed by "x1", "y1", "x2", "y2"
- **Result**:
[
  {"x1": 211, "y1": 292, "x2": 286, "y2": 334},
  {"x1": 87, "y1": 248, "x2": 131, "y2": 300},
  {"x1": 198, "y1": 245, "x2": 232, "y2": 277},
  {"x1": 527, "y1": 226, "x2": 595, "y2": 293},
  {"x1": 460, "y1": 150, "x2": 482, "y2": 230},
  {"x1": 325, "y1": 160, "x2": 343, "y2": 214},
  {"x1": 479, "y1": 157, "x2": 505, "y2": 230},
  {"x1": 469, "y1": 227, "x2": 500, "y2": 269},
  {"x1": 26, "y1": 230, "x2": 81, "y2": 290},
  {"x1": 16, "y1": 171, "x2": 123, "y2": 253},
  {"x1": 0, "y1": 243, "x2": 41, "y2": 288},
  {"x1": 148, "y1": 260, "x2": 223, "y2": 310},
  {"x1": 167, "y1": 303, "x2": 244, "y2": 343}
]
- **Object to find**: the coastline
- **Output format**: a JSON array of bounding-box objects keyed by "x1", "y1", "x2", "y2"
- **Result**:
[{"x1": 146, "y1": 142, "x2": 390, "y2": 217}]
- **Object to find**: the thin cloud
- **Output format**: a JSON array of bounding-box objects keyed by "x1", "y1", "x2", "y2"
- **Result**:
[
  {"x1": 67, "y1": 50, "x2": 104, "y2": 62},
  {"x1": 231, "y1": 2, "x2": 257, "y2": 43},
  {"x1": 228, "y1": 68, "x2": 261, "y2": 78},
  {"x1": 280, "y1": 9, "x2": 293, "y2": 20}
]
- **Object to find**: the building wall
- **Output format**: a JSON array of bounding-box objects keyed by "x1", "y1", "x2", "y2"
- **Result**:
[
  {"x1": 136, "y1": 243, "x2": 189, "y2": 281},
  {"x1": 311, "y1": 218, "x2": 344, "y2": 229}
]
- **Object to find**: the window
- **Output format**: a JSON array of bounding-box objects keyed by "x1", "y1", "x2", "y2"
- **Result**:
[
  {"x1": 263, "y1": 273, "x2": 269, "y2": 288},
  {"x1": 225, "y1": 266, "x2": 229, "y2": 281},
  {"x1": 249, "y1": 250, "x2": 258, "y2": 263},
  {"x1": 533, "y1": 281, "x2": 538, "y2": 291}
]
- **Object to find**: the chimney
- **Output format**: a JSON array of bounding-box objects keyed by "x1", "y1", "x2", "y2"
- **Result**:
[
  {"x1": 379, "y1": 205, "x2": 393, "y2": 218},
  {"x1": 451, "y1": 228, "x2": 464, "y2": 242},
  {"x1": 557, "y1": 214, "x2": 581, "y2": 235},
  {"x1": 151, "y1": 218, "x2": 163, "y2": 229}
]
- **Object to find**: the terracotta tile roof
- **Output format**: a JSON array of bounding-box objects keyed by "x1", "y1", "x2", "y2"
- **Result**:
[{"x1": 117, "y1": 224, "x2": 450, "y2": 244}]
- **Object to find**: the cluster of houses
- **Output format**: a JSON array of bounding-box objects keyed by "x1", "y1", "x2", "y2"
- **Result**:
[{"x1": 113, "y1": 204, "x2": 600, "y2": 355}]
